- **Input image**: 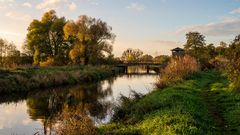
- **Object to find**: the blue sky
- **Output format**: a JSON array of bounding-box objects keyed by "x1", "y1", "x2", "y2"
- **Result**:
[{"x1": 0, "y1": 0, "x2": 240, "y2": 56}]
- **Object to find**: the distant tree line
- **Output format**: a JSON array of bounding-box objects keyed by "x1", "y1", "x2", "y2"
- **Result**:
[
  {"x1": 0, "y1": 38, "x2": 32, "y2": 67},
  {"x1": 120, "y1": 48, "x2": 170, "y2": 64}
]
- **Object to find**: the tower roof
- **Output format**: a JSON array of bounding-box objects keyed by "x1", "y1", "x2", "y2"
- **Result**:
[{"x1": 171, "y1": 47, "x2": 184, "y2": 51}]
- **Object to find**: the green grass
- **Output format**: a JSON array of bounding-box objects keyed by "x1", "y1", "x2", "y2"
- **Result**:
[
  {"x1": 0, "y1": 65, "x2": 121, "y2": 94},
  {"x1": 99, "y1": 71, "x2": 238, "y2": 135},
  {"x1": 209, "y1": 75, "x2": 240, "y2": 135}
]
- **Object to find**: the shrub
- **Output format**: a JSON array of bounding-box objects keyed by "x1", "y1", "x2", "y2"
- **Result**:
[
  {"x1": 208, "y1": 56, "x2": 228, "y2": 70},
  {"x1": 40, "y1": 57, "x2": 55, "y2": 67},
  {"x1": 156, "y1": 55, "x2": 200, "y2": 88},
  {"x1": 57, "y1": 106, "x2": 97, "y2": 135},
  {"x1": 227, "y1": 58, "x2": 240, "y2": 91}
]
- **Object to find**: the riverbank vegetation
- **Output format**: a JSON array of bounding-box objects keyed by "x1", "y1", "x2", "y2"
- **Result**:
[
  {"x1": 0, "y1": 66, "x2": 120, "y2": 94},
  {"x1": 0, "y1": 8, "x2": 239, "y2": 135},
  {"x1": 99, "y1": 32, "x2": 240, "y2": 134},
  {"x1": 99, "y1": 70, "x2": 240, "y2": 134}
]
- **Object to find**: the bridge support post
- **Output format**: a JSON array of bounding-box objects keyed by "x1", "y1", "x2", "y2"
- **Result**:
[
  {"x1": 125, "y1": 66, "x2": 128, "y2": 73},
  {"x1": 147, "y1": 65, "x2": 150, "y2": 73}
]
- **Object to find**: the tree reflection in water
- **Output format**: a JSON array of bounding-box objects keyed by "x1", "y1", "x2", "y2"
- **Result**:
[{"x1": 26, "y1": 78, "x2": 114, "y2": 135}]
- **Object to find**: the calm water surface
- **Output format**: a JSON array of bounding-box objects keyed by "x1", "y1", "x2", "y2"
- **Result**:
[{"x1": 0, "y1": 69, "x2": 157, "y2": 135}]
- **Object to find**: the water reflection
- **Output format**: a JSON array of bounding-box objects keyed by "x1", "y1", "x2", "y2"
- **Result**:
[
  {"x1": 127, "y1": 65, "x2": 156, "y2": 74},
  {"x1": 0, "y1": 74, "x2": 156, "y2": 135}
]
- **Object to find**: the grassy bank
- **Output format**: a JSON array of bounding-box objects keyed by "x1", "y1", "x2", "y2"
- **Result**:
[
  {"x1": 0, "y1": 65, "x2": 121, "y2": 94},
  {"x1": 99, "y1": 70, "x2": 240, "y2": 135}
]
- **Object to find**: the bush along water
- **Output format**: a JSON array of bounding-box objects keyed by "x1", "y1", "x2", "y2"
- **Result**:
[{"x1": 155, "y1": 55, "x2": 200, "y2": 89}]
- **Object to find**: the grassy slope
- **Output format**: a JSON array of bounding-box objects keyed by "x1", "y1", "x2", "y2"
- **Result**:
[
  {"x1": 0, "y1": 65, "x2": 120, "y2": 94},
  {"x1": 209, "y1": 74, "x2": 240, "y2": 135},
  {"x1": 99, "y1": 71, "x2": 240, "y2": 135}
]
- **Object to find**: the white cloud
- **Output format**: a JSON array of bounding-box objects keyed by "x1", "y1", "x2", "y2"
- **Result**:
[
  {"x1": 87, "y1": 0, "x2": 99, "y2": 5},
  {"x1": 68, "y1": 2, "x2": 77, "y2": 11},
  {"x1": 127, "y1": 3, "x2": 145, "y2": 11},
  {"x1": 36, "y1": 0, "x2": 62, "y2": 10},
  {"x1": 151, "y1": 40, "x2": 181, "y2": 46},
  {"x1": 0, "y1": 0, "x2": 15, "y2": 2},
  {"x1": 22, "y1": 2, "x2": 32, "y2": 8},
  {"x1": 0, "y1": 0, "x2": 16, "y2": 9},
  {"x1": 230, "y1": 7, "x2": 240, "y2": 14},
  {"x1": 5, "y1": 11, "x2": 31, "y2": 22},
  {"x1": 176, "y1": 17, "x2": 240, "y2": 36}
]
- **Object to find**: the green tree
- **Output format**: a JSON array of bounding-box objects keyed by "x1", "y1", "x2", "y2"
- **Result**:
[
  {"x1": 184, "y1": 32, "x2": 207, "y2": 63},
  {"x1": 26, "y1": 10, "x2": 67, "y2": 65},
  {"x1": 205, "y1": 43, "x2": 216, "y2": 59},
  {"x1": 121, "y1": 48, "x2": 143, "y2": 63},
  {"x1": 216, "y1": 41, "x2": 228, "y2": 56},
  {"x1": 140, "y1": 54, "x2": 153, "y2": 63},
  {"x1": 64, "y1": 15, "x2": 115, "y2": 65},
  {"x1": 226, "y1": 35, "x2": 240, "y2": 91},
  {"x1": 153, "y1": 55, "x2": 170, "y2": 64}
]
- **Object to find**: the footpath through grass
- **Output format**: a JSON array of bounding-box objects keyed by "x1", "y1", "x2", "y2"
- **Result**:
[
  {"x1": 0, "y1": 65, "x2": 121, "y2": 94},
  {"x1": 99, "y1": 70, "x2": 240, "y2": 135}
]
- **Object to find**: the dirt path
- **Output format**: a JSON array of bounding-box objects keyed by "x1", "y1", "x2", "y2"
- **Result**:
[{"x1": 202, "y1": 87, "x2": 227, "y2": 135}]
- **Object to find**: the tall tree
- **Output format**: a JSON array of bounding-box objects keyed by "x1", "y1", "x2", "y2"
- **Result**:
[
  {"x1": 184, "y1": 32, "x2": 206, "y2": 55},
  {"x1": 26, "y1": 10, "x2": 67, "y2": 65},
  {"x1": 121, "y1": 48, "x2": 143, "y2": 63},
  {"x1": 64, "y1": 15, "x2": 115, "y2": 65},
  {"x1": 184, "y1": 32, "x2": 207, "y2": 63}
]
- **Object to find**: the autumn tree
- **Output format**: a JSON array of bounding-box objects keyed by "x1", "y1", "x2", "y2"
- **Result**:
[
  {"x1": 26, "y1": 10, "x2": 67, "y2": 65},
  {"x1": 64, "y1": 15, "x2": 115, "y2": 65},
  {"x1": 140, "y1": 54, "x2": 153, "y2": 63},
  {"x1": 121, "y1": 48, "x2": 143, "y2": 63}
]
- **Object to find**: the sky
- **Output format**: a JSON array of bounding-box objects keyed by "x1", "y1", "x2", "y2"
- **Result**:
[{"x1": 0, "y1": 0, "x2": 240, "y2": 56}]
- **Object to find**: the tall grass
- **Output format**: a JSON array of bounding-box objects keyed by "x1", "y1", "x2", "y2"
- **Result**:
[
  {"x1": 57, "y1": 105, "x2": 97, "y2": 135},
  {"x1": 156, "y1": 55, "x2": 200, "y2": 89}
]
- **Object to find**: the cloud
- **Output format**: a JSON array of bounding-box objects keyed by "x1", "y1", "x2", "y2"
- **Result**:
[
  {"x1": 37, "y1": 0, "x2": 79, "y2": 11},
  {"x1": 5, "y1": 11, "x2": 31, "y2": 22},
  {"x1": 0, "y1": 0, "x2": 15, "y2": 2},
  {"x1": 87, "y1": 0, "x2": 99, "y2": 5},
  {"x1": 152, "y1": 40, "x2": 180, "y2": 45},
  {"x1": 230, "y1": 7, "x2": 240, "y2": 14},
  {"x1": 127, "y1": 2, "x2": 145, "y2": 11},
  {"x1": 151, "y1": 40, "x2": 181, "y2": 47},
  {"x1": 36, "y1": 0, "x2": 62, "y2": 10},
  {"x1": 22, "y1": 2, "x2": 32, "y2": 8},
  {"x1": 68, "y1": 2, "x2": 77, "y2": 11},
  {"x1": 176, "y1": 17, "x2": 240, "y2": 36},
  {"x1": 0, "y1": 0, "x2": 16, "y2": 9}
]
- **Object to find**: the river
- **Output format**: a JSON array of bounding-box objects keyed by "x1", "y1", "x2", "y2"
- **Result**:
[{"x1": 0, "y1": 67, "x2": 158, "y2": 135}]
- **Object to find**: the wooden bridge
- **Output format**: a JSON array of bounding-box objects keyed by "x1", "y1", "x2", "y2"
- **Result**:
[{"x1": 116, "y1": 63, "x2": 165, "y2": 74}]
